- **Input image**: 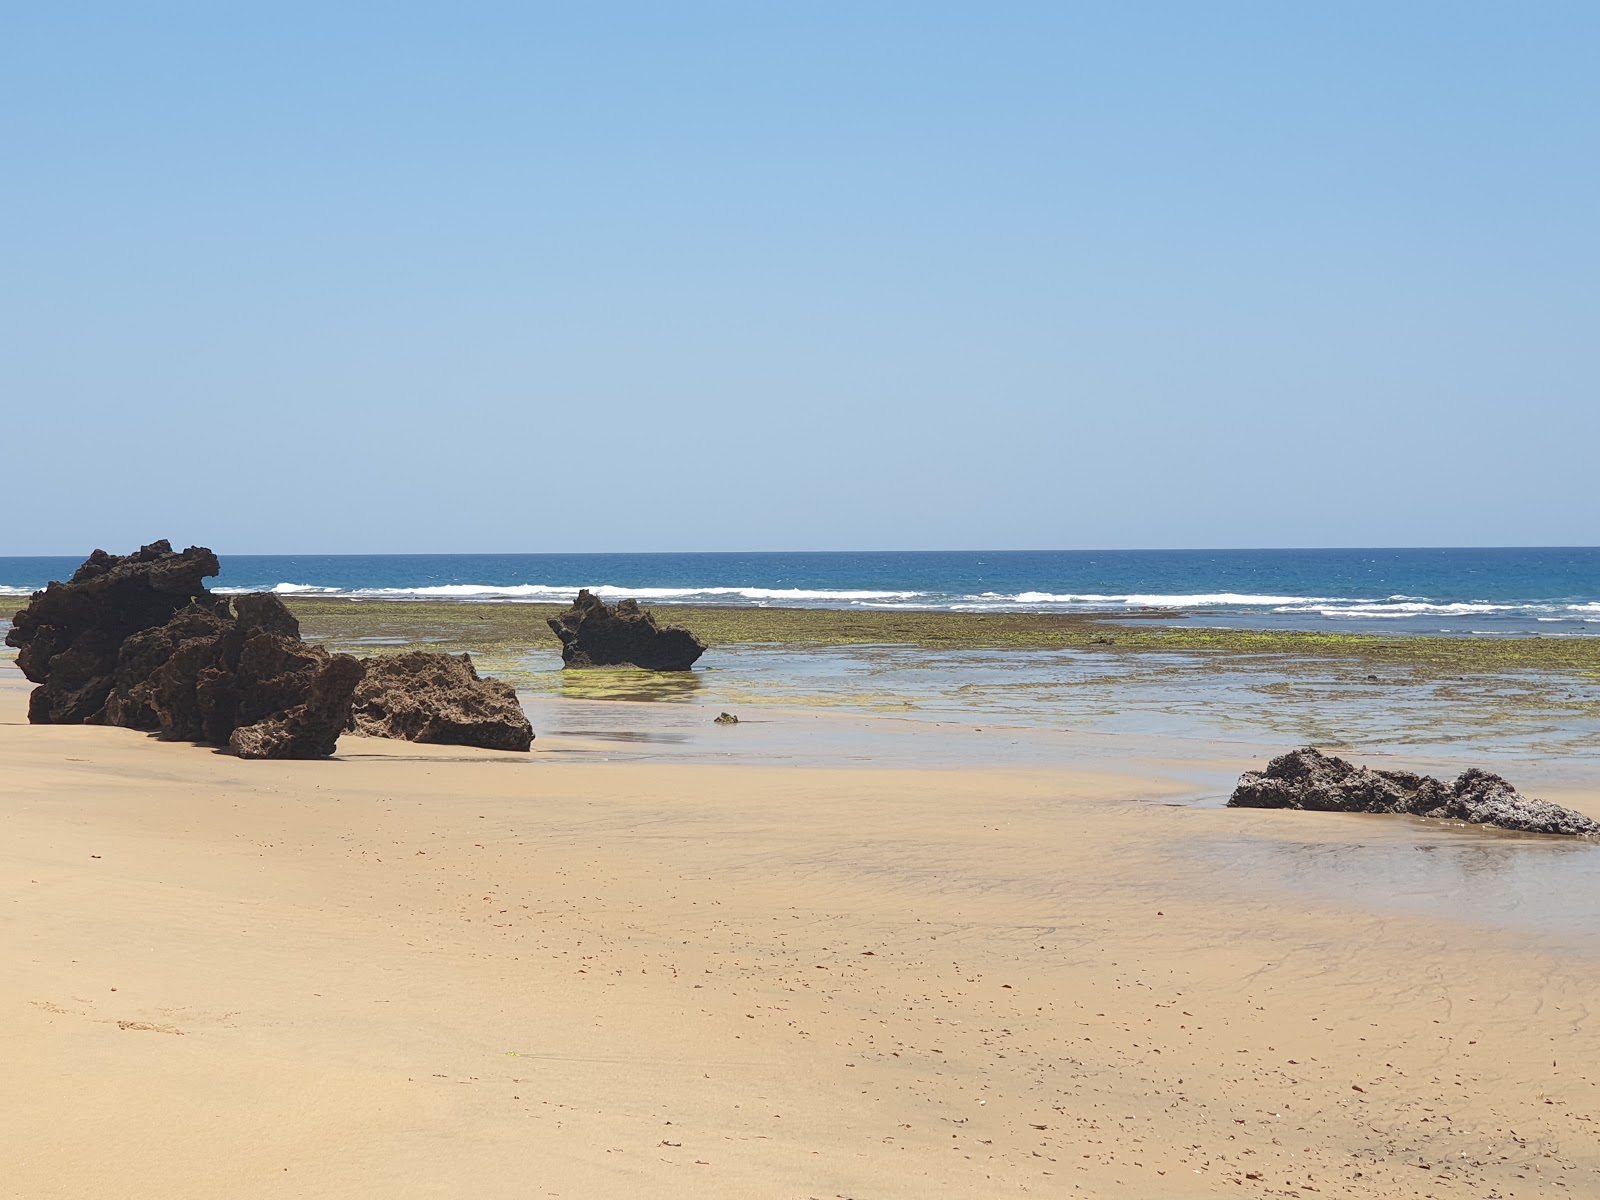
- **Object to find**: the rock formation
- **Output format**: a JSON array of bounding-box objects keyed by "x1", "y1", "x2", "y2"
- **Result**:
[
  {"x1": 100, "y1": 591, "x2": 362, "y2": 759},
  {"x1": 713, "y1": 711, "x2": 739, "y2": 725},
  {"x1": 9, "y1": 541, "x2": 545, "y2": 758},
  {"x1": 227, "y1": 651, "x2": 365, "y2": 760},
  {"x1": 5, "y1": 540, "x2": 221, "y2": 724},
  {"x1": 349, "y1": 651, "x2": 533, "y2": 751},
  {"x1": 547, "y1": 590, "x2": 706, "y2": 671},
  {"x1": 7, "y1": 543, "x2": 361, "y2": 758},
  {"x1": 1229, "y1": 747, "x2": 1599, "y2": 836}
]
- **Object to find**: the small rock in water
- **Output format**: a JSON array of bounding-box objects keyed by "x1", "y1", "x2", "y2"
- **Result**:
[
  {"x1": 1228, "y1": 746, "x2": 1599, "y2": 837},
  {"x1": 713, "y1": 712, "x2": 739, "y2": 725}
]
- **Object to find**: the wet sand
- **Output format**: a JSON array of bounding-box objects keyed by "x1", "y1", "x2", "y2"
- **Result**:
[{"x1": 3, "y1": 669, "x2": 1600, "y2": 1197}]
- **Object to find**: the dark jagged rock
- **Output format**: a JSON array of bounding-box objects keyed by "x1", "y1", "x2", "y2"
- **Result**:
[
  {"x1": 349, "y1": 651, "x2": 533, "y2": 751},
  {"x1": 99, "y1": 601, "x2": 234, "y2": 733},
  {"x1": 5, "y1": 540, "x2": 221, "y2": 724},
  {"x1": 228, "y1": 652, "x2": 365, "y2": 760},
  {"x1": 713, "y1": 712, "x2": 739, "y2": 725},
  {"x1": 1422, "y1": 766, "x2": 1600, "y2": 835},
  {"x1": 8, "y1": 540, "x2": 361, "y2": 759},
  {"x1": 547, "y1": 590, "x2": 706, "y2": 671},
  {"x1": 102, "y1": 590, "x2": 362, "y2": 758},
  {"x1": 1229, "y1": 747, "x2": 1599, "y2": 836}
]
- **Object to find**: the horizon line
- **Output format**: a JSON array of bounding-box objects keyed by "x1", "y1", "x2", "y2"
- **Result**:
[{"x1": 3, "y1": 544, "x2": 1599, "y2": 558}]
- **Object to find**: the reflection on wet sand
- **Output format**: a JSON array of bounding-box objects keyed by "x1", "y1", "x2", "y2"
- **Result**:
[
  {"x1": 554, "y1": 665, "x2": 703, "y2": 704},
  {"x1": 556, "y1": 728, "x2": 692, "y2": 745},
  {"x1": 1188, "y1": 813, "x2": 1600, "y2": 953}
]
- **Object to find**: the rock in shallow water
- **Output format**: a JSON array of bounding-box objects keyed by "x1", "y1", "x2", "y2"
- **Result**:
[
  {"x1": 1229, "y1": 747, "x2": 1599, "y2": 836},
  {"x1": 349, "y1": 651, "x2": 533, "y2": 751},
  {"x1": 547, "y1": 590, "x2": 706, "y2": 671}
]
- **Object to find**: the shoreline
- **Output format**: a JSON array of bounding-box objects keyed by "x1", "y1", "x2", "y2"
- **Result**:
[
  {"x1": 8, "y1": 596, "x2": 1599, "y2": 761},
  {"x1": 4, "y1": 683, "x2": 1598, "y2": 1197}
]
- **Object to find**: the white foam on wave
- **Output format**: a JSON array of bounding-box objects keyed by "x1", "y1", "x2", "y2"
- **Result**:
[
  {"x1": 351, "y1": 583, "x2": 571, "y2": 599},
  {"x1": 306, "y1": 583, "x2": 927, "y2": 603},
  {"x1": 65, "y1": 577, "x2": 1593, "y2": 620},
  {"x1": 212, "y1": 583, "x2": 345, "y2": 596},
  {"x1": 1012, "y1": 591, "x2": 1327, "y2": 607},
  {"x1": 1273, "y1": 601, "x2": 1515, "y2": 618}
]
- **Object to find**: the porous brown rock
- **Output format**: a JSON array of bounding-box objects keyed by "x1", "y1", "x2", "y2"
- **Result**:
[
  {"x1": 547, "y1": 590, "x2": 706, "y2": 671},
  {"x1": 1229, "y1": 747, "x2": 1599, "y2": 836},
  {"x1": 228, "y1": 652, "x2": 365, "y2": 760},
  {"x1": 102, "y1": 590, "x2": 362, "y2": 758},
  {"x1": 7, "y1": 541, "x2": 361, "y2": 758},
  {"x1": 5, "y1": 540, "x2": 221, "y2": 724},
  {"x1": 349, "y1": 651, "x2": 533, "y2": 751}
]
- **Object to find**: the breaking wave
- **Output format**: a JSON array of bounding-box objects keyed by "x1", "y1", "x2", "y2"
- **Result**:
[
  {"x1": 212, "y1": 582, "x2": 928, "y2": 604},
  {"x1": 1010, "y1": 591, "x2": 1323, "y2": 607},
  {"x1": 1271, "y1": 601, "x2": 1516, "y2": 618},
  {"x1": 182, "y1": 584, "x2": 1600, "y2": 630}
]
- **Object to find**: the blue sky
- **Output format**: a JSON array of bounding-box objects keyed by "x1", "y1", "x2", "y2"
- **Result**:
[{"x1": 3, "y1": 2, "x2": 1596, "y2": 553}]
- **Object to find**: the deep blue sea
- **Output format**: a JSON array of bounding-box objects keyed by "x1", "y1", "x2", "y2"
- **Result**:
[{"x1": 4, "y1": 547, "x2": 1598, "y2": 636}]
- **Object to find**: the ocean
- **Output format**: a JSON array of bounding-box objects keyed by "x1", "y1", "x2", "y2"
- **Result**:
[{"x1": 3, "y1": 547, "x2": 1597, "y2": 637}]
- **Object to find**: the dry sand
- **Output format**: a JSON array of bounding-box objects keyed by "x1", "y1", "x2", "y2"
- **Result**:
[{"x1": 3, "y1": 677, "x2": 1599, "y2": 1199}]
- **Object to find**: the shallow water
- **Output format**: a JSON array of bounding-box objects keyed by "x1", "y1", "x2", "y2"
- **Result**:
[
  {"x1": 504, "y1": 642, "x2": 1600, "y2": 764},
  {"x1": 520, "y1": 692, "x2": 1600, "y2": 955},
  {"x1": 1187, "y1": 818, "x2": 1600, "y2": 956}
]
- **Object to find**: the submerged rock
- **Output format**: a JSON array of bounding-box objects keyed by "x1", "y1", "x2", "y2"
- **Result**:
[
  {"x1": 5, "y1": 540, "x2": 221, "y2": 724},
  {"x1": 547, "y1": 590, "x2": 706, "y2": 672},
  {"x1": 349, "y1": 651, "x2": 533, "y2": 751},
  {"x1": 1229, "y1": 747, "x2": 1599, "y2": 836}
]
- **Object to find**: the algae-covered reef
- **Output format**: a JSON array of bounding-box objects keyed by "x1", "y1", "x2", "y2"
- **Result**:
[
  {"x1": 279, "y1": 598, "x2": 1600, "y2": 679},
  {"x1": 7, "y1": 596, "x2": 1581, "y2": 751}
]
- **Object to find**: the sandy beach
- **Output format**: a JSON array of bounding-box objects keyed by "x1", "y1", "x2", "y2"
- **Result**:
[
  {"x1": 4, "y1": 666, "x2": 1598, "y2": 1199},
  {"x1": 9, "y1": 0, "x2": 1598, "y2": 1191}
]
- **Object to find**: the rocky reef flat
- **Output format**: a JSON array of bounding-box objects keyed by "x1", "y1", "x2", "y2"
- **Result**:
[
  {"x1": 275, "y1": 595, "x2": 1600, "y2": 667},
  {"x1": 267, "y1": 597, "x2": 1600, "y2": 760}
]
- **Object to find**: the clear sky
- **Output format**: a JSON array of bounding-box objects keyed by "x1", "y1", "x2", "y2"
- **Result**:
[{"x1": 3, "y1": 2, "x2": 1596, "y2": 554}]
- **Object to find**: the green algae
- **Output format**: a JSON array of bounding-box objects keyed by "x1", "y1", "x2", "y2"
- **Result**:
[
  {"x1": 4, "y1": 597, "x2": 1593, "y2": 754},
  {"x1": 268, "y1": 599, "x2": 1600, "y2": 755},
  {"x1": 279, "y1": 598, "x2": 1600, "y2": 680}
]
